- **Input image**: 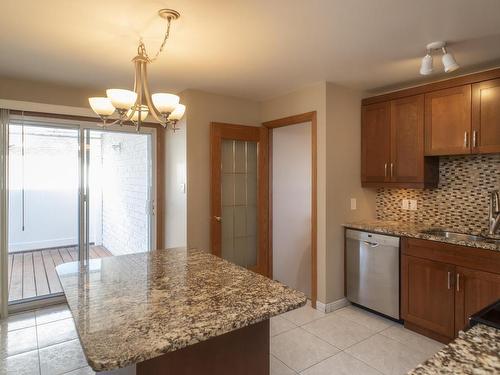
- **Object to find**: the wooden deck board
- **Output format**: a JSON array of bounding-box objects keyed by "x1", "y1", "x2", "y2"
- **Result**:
[
  {"x1": 33, "y1": 250, "x2": 50, "y2": 297},
  {"x1": 41, "y1": 249, "x2": 62, "y2": 295},
  {"x1": 7, "y1": 254, "x2": 13, "y2": 292},
  {"x1": 22, "y1": 252, "x2": 36, "y2": 299},
  {"x1": 7, "y1": 245, "x2": 112, "y2": 303},
  {"x1": 9, "y1": 254, "x2": 23, "y2": 302}
]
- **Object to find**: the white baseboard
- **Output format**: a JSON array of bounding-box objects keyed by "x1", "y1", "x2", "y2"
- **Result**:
[{"x1": 315, "y1": 297, "x2": 350, "y2": 313}]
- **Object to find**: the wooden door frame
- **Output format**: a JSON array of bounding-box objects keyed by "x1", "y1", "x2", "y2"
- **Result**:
[
  {"x1": 210, "y1": 122, "x2": 269, "y2": 276},
  {"x1": 263, "y1": 112, "x2": 317, "y2": 309}
]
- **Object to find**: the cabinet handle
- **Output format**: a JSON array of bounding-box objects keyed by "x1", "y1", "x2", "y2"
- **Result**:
[
  {"x1": 390, "y1": 163, "x2": 394, "y2": 178},
  {"x1": 214, "y1": 216, "x2": 222, "y2": 222},
  {"x1": 464, "y1": 131, "x2": 468, "y2": 148},
  {"x1": 384, "y1": 163, "x2": 388, "y2": 177},
  {"x1": 447, "y1": 272, "x2": 451, "y2": 290},
  {"x1": 472, "y1": 130, "x2": 478, "y2": 148},
  {"x1": 456, "y1": 273, "x2": 460, "y2": 292}
]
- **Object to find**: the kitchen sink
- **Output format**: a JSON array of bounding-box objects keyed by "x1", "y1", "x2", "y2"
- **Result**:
[{"x1": 420, "y1": 229, "x2": 500, "y2": 245}]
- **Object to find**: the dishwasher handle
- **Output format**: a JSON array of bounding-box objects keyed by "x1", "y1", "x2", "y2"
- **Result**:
[{"x1": 362, "y1": 241, "x2": 379, "y2": 248}]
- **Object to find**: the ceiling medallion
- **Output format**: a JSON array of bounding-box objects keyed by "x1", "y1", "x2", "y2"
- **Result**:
[{"x1": 88, "y1": 9, "x2": 185, "y2": 132}]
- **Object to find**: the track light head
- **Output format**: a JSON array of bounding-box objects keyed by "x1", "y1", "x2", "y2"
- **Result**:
[
  {"x1": 441, "y1": 48, "x2": 459, "y2": 73},
  {"x1": 419, "y1": 41, "x2": 459, "y2": 75},
  {"x1": 420, "y1": 53, "x2": 433, "y2": 75}
]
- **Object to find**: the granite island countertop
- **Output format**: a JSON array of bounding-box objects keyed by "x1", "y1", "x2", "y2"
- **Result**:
[
  {"x1": 56, "y1": 248, "x2": 307, "y2": 372},
  {"x1": 344, "y1": 220, "x2": 499, "y2": 252},
  {"x1": 407, "y1": 324, "x2": 500, "y2": 374}
]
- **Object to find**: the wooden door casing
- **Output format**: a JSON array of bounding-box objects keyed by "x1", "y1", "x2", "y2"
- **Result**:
[
  {"x1": 401, "y1": 255, "x2": 456, "y2": 340},
  {"x1": 390, "y1": 95, "x2": 425, "y2": 183},
  {"x1": 472, "y1": 78, "x2": 500, "y2": 154},
  {"x1": 210, "y1": 123, "x2": 269, "y2": 276},
  {"x1": 455, "y1": 267, "x2": 500, "y2": 333},
  {"x1": 361, "y1": 102, "x2": 391, "y2": 183},
  {"x1": 424, "y1": 85, "x2": 472, "y2": 156}
]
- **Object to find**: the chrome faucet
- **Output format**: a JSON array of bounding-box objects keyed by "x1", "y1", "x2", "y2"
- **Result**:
[{"x1": 488, "y1": 190, "x2": 500, "y2": 236}]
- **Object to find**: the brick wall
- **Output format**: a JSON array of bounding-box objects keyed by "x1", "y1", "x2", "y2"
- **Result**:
[{"x1": 101, "y1": 132, "x2": 151, "y2": 255}]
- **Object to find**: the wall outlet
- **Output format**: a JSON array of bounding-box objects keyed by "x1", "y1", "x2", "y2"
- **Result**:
[
  {"x1": 350, "y1": 198, "x2": 357, "y2": 210},
  {"x1": 409, "y1": 199, "x2": 418, "y2": 211},
  {"x1": 401, "y1": 199, "x2": 410, "y2": 210}
]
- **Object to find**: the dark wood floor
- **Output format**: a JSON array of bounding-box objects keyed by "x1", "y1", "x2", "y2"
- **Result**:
[{"x1": 8, "y1": 245, "x2": 112, "y2": 302}]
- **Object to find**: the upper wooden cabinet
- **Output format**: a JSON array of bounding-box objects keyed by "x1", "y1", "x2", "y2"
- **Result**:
[
  {"x1": 362, "y1": 69, "x2": 500, "y2": 170},
  {"x1": 472, "y1": 78, "x2": 500, "y2": 154},
  {"x1": 424, "y1": 85, "x2": 472, "y2": 156},
  {"x1": 361, "y1": 102, "x2": 391, "y2": 183},
  {"x1": 362, "y1": 95, "x2": 438, "y2": 188}
]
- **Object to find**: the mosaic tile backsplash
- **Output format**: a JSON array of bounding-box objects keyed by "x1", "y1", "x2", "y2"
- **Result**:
[{"x1": 376, "y1": 154, "x2": 500, "y2": 234}]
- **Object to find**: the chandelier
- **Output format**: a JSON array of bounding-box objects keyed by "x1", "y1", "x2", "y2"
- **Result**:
[{"x1": 88, "y1": 9, "x2": 185, "y2": 132}]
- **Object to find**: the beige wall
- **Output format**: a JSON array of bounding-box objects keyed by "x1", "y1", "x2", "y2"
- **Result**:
[
  {"x1": 325, "y1": 82, "x2": 377, "y2": 303},
  {"x1": 261, "y1": 82, "x2": 330, "y2": 303},
  {"x1": 179, "y1": 89, "x2": 261, "y2": 251},
  {"x1": 0, "y1": 76, "x2": 98, "y2": 108},
  {"x1": 261, "y1": 82, "x2": 376, "y2": 305},
  {"x1": 164, "y1": 116, "x2": 187, "y2": 248}
]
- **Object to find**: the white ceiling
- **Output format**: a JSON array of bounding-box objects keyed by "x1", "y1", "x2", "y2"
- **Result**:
[{"x1": 1, "y1": 0, "x2": 500, "y2": 100}]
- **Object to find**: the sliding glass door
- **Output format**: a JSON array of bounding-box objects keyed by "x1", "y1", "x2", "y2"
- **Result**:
[
  {"x1": 6, "y1": 115, "x2": 155, "y2": 308},
  {"x1": 7, "y1": 120, "x2": 80, "y2": 304}
]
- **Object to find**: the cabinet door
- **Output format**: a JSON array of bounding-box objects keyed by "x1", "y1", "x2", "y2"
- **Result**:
[
  {"x1": 401, "y1": 255, "x2": 455, "y2": 339},
  {"x1": 390, "y1": 95, "x2": 424, "y2": 183},
  {"x1": 472, "y1": 79, "x2": 500, "y2": 154},
  {"x1": 455, "y1": 267, "x2": 500, "y2": 333},
  {"x1": 425, "y1": 85, "x2": 472, "y2": 155},
  {"x1": 361, "y1": 102, "x2": 391, "y2": 183}
]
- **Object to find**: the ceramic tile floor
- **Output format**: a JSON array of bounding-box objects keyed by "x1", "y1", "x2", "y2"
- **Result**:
[
  {"x1": 0, "y1": 302, "x2": 444, "y2": 375},
  {"x1": 0, "y1": 304, "x2": 93, "y2": 375},
  {"x1": 271, "y1": 301, "x2": 445, "y2": 375}
]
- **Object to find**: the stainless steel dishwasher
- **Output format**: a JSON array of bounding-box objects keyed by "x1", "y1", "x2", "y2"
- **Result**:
[{"x1": 345, "y1": 229, "x2": 400, "y2": 319}]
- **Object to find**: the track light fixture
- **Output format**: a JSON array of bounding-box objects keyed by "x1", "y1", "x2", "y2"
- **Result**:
[{"x1": 419, "y1": 41, "x2": 459, "y2": 76}]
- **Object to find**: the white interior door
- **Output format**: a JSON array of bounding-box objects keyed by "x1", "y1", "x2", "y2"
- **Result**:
[{"x1": 272, "y1": 122, "x2": 312, "y2": 297}]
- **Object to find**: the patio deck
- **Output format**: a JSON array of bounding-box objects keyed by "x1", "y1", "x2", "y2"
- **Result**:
[{"x1": 8, "y1": 245, "x2": 112, "y2": 303}]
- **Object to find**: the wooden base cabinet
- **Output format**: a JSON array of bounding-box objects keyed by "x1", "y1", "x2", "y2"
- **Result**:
[
  {"x1": 401, "y1": 256, "x2": 455, "y2": 340},
  {"x1": 401, "y1": 238, "x2": 500, "y2": 343}
]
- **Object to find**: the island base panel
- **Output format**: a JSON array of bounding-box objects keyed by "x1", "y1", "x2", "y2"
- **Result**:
[{"x1": 137, "y1": 319, "x2": 270, "y2": 375}]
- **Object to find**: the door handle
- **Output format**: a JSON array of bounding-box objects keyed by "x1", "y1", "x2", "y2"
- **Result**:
[
  {"x1": 214, "y1": 216, "x2": 222, "y2": 222},
  {"x1": 362, "y1": 241, "x2": 379, "y2": 248}
]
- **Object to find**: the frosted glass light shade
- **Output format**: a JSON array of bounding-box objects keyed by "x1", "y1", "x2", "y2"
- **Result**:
[
  {"x1": 89, "y1": 97, "x2": 115, "y2": 116},
  {"x1": 442, "y1": 52, "x2": 459, "y2": 73},
  {"x1": 419, "y1": 54, "x2": 433, "y2": 75},
  {"x1": 127, "y1": 105, "x2": 149, "y2": 122},
  {"x1": 152, "y1": 93, "x2": 180, "y2": 114},
  {"x1": 106, "y1": 89, "x2": 137, "y2": 110},
  {"x1": 168, "y1": 104, "x2": 186, "y2": 121}
]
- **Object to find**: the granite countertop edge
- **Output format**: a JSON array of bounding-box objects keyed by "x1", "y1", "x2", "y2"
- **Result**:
[
  {"x1": 343, "y1": 221, "x2": 499, "y2": 252},
  {"x1": 57, "y1": 249, "x2": 307, "y2": 372},
  {"x1": 85, "y1": 298, "x2": 306, "y2": 371},
  {"x1": 406, "y1": 324, "x2": 500, "y2": 374}
]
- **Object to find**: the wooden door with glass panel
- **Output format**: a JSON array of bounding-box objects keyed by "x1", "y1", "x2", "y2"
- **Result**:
[{"x1": 210, "y1": 123, "x2": 268, "y2": 276}]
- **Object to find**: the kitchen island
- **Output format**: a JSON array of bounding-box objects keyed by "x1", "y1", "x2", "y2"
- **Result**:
[{"x1": 56, "y1": 248, "x2": 306, "y2": 374}]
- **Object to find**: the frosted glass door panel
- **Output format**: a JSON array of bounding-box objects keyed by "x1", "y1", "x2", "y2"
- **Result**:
[{"x1": 221, "y1": 140, "x2": 258, "y2": 268}]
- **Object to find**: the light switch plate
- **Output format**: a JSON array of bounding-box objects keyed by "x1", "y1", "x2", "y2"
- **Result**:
[
  {"x1": 350, "y1": 198, "x2": 357, "y2": 210},
  {"x1": 401, "y1": 199, "x2": 409, "y2": 210},
  {"x1": 409, "y1": 199, "x2": 418, "y2": 211}
]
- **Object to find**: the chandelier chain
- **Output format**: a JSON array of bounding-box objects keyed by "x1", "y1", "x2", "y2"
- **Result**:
[{"x1": 140, "y1": 17, "x2": 172, "y2": 62}]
